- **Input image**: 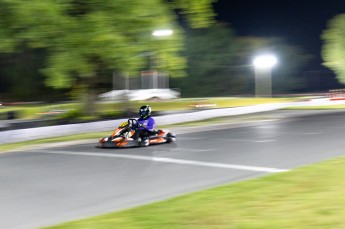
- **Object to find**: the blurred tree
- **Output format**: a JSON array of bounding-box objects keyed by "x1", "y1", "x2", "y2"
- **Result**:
[
  {"x1": 172, "y1": 27, "x2": 311, "y2": 97},
  {"x1": 322, "y1": 14, "x2": 345, "y2": 84},
  {"x1": 0, "y1": 48, "x2": 68, "y2": 101},
  {"x1": 0, "y1": 0, "x2": 216, "y2": 114},
  {"x1": 172, "y1": 23, "x2": 240, "y2": 97},
  {"x1": 171, "y1": 0, "x2": 217, "y2": 28},
  {"x1": 272, "y1": 43, "x2": 312, "y2": 93}
]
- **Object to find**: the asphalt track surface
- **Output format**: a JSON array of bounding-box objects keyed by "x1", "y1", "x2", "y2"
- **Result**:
[{"x1": 2, "y1": 110, "x2": 345, "y2": 229}]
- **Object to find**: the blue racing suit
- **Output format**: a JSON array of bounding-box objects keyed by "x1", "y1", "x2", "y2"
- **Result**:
[
  {"x1": 138, "y1": 116, "x2": 155, "y2": 131},
  {"x1": 136, "y1": 116, "x2": 156, "y2": 139}
]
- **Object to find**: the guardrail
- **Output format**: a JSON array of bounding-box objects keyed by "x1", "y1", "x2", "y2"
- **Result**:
[{"x1": 1, "y1": 100, "x2": 345, "y2": 144}]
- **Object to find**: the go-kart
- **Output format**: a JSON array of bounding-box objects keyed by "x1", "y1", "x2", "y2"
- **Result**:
[{"x1": 98, "y1": 118, "x2": 176, "y2": 148}]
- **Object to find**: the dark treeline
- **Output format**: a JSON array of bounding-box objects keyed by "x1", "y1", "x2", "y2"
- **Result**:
[{"x1": 0, "y1": 23, "x2": 342, "y2": 101}]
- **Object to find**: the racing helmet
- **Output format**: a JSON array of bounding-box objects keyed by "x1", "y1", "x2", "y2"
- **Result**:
[{"x1": 139, "y1": 105, "x2": 151, "y2": 119}]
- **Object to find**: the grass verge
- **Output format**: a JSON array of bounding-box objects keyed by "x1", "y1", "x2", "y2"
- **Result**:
[
  {"x1": 0, "y1": 113, "x2": 275, "y2": 153},
  {"x1": 0, "y1": 97, "x2": 295, "y2": 120},
  {"x1": 44, "y1": 156, "x2": 345, "y2": 229},
  {"x1": 0, "y1": 97, "x2": 288, "y2": 153},
  {"x1": 0, "y1": 131, "x2": 109, "y2": 153}
]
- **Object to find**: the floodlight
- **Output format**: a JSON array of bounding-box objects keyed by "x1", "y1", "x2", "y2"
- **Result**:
[{"x1": 152, "y1": 30, "x2": 173, "y2": 37}]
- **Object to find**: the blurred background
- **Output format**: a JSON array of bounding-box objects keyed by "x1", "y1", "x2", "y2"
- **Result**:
[{"x1": 0, "y1": 0, "x2": 345, "y2": 126}]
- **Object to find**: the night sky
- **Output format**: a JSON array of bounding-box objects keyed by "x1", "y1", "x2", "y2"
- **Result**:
[{"x1": 214, "y1": 0, "x2": 345, "y2": 70}]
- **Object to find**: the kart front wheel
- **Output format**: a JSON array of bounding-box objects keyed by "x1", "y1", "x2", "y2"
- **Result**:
[{"x1": 166, "y1": 133, "x2": 176, "y2": 143}]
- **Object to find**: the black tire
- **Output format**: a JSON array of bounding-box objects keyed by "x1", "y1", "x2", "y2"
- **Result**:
[
  {"x1": 168, "y1": 132, "x2": 176, "y2": 142},
  {"x1": 166, "y1": 136, "x2": 176, "y2": 143},
  {"x1": 166, "y1": 132, "x2": 176, "y2": 143},
  {"x1": 140, "y1": 138, "x2": 150, "y2": 147},
  {"x1": 167, "y1": 132, "x2": 176, "y2": 138}
]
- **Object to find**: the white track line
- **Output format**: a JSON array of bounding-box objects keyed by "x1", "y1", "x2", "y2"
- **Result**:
[
  {"x1": 38, "y1": 150, "x2": 289, "y2": 173},
  {"x1": 255, "y1": 140, "x2": 276, "y2": 143}
]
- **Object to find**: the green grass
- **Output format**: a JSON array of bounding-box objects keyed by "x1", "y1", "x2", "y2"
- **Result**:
[
  {"x1": 0, "y1": 131, "x2": 110, "y2": 153},
  {"x1": 140, "y1": 97, "x2": 295, "y2": 110},
  {"x1": 0, "y1": 97, "x2": 295, "y2": 120},
  {"x1": 44, "y1": 156, "x2": 345, "y2": 229},
  {"x1": 0, "y1": 103, "x2": 80, "y2": 119}
]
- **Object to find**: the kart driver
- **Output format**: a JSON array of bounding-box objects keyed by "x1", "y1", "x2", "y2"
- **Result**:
[{"x1": 137, "y1": 105, "x2": 156, "y2": 146}]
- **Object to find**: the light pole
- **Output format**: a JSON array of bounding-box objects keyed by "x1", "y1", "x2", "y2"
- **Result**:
[
  {"x1": 150, "y1": 29, "x2": 173, "y2": 89},
  {"x1": 253, "y1": 54, "x2": 277, "y2": 97}
]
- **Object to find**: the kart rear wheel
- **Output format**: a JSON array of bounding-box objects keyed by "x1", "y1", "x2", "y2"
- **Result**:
[{"x1": 140, "y1": 138, "x2": 150, "y2": 147}]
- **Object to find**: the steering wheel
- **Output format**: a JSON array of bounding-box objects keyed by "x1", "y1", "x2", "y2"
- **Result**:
[{"x1": 127, "y1": 118, "x2": 142, "y2": 130}]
